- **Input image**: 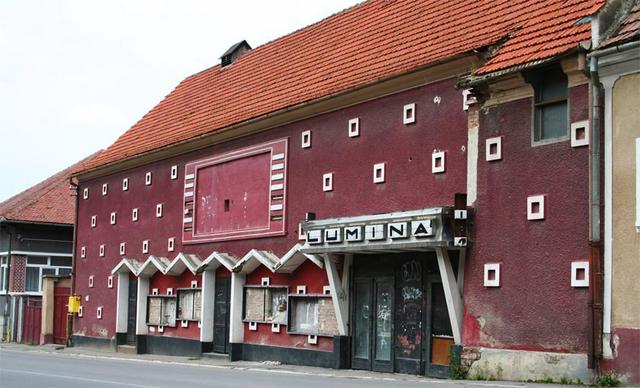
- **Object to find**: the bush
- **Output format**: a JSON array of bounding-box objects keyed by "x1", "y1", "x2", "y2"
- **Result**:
[{"x1": 595, "y1": 371, "x2": 622, "y2": 387}]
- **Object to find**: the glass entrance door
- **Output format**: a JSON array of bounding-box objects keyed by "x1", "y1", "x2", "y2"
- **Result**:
[{"x1": 352, "y1": 277, "x2": 394, "y2": 372}]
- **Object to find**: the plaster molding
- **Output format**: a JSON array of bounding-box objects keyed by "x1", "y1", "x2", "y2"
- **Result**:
[{"x1": 483, "y1": 73, "x2": 533, "y2": 107}]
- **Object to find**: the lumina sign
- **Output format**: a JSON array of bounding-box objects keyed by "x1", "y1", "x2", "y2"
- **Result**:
[
  {"x1": 307, "y1": 220, "x2": 435, "y2": 244},
  {"x1": 300, "y1": 207, "x2": 457, "y2": 254}
]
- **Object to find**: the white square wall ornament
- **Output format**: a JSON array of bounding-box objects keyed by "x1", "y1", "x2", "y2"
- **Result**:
[
  {"x1": 308, "y1": 335, "x2": 318, "y2": 345},
  {"x1": 83, "y1": 188, "x2": 89, "y2": 200},
  {"x1": 91, "y1": 215, "x2": 97, "y2": 228},
  {"x1": 373, "y1": 163, "x2": 386, "y2": 184},
  {"x1": 486, "y1": 137, "x2": 502, "y2": 161},
  {"x1": 122, "y1": 178, "x2": 129, "y2": 191},
  {"x1": 108, "y1": 276, "x2": 113, "y2": 288},
  {"x1": 403, "y1": 103, "x2": 416, "y2": 124},
  {"x1": 571, "y1": 261, "x2": 589, "y2": 287},
  {"x1": 571, "y1": 121, "x2": 589, "y2": 148},
  {"x1": 142, "y1": 240, "x2": 149, "y2": 254},
  {"x1": 272, "y1": 323, "x2": 281, "y2": 333},
  {"x1": 301, "y1": 130, "x2": 312, "y2": 149},
  {"x1": 484, "y1": 263, "x2": 500, "y2": 287},
  {"x1": 110, "y1": 212, "x2": 117, "y2": 225},
  {"x1": 181, "y1": 320, "x2": 189, "y2": 328},
  {"x1": 432, "y1": 151, "x2": 446, "y2": 174},
  {"x1": 89, "y1": 275, "x2": 94, "y2": 288},
  {"x1": 99, "y1": 244, "x2": 105, "y2": 257},
  {"x1": 323, "y1": 173, "x2": 333, "y2": 192},
  {"x1": 167, "y1": 237, "x2": 175, "y2": 252},
  {"x1": 80, "y1": 246, "x2": 86, "y2": 258},
  {"x1": 119, "y1": 242, "x2": 126, "y2": 255},
  {"x1": 527, "y1": 195, "x2": 545, "y2": 221},
  {"x1": 249, "y1": 321, "x2": 258, "y2": 331},
  {"x1": 132, "y1": 208, "x2": 139, "y2": 222},
  {"x1": 156, "y1": 204, "x2": 163, "y2": 218},
  {"x1": 97, "y1": 306, "x2": 103, "y2": 320},
  {"x1": 348, "y1": 118, "x2": 360, "y2": 137},
  {"x1": 296, "y1": 285, "x2": 307, "y2": 295},
  {"x1": 191, "y1": 280, "x2": 198, "y2": 288},
  {"x1": 171, "y1": 165, "x2": 178, "y2": 180},
  {"x1": 102, "y1": 183, "x2": 108, "y2": 196},
  {"x1": 145, "y1": 172, "x2": 152, "y2": 186}
]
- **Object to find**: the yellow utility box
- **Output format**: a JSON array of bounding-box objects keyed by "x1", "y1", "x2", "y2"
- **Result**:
[{"x1": 68, "y1": 295, "x2": 81, "y2": 313}]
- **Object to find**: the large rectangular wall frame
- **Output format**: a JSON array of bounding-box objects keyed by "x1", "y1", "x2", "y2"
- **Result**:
[{"x1": 182, "y1": 139, "x2": 288, "y2": 244}]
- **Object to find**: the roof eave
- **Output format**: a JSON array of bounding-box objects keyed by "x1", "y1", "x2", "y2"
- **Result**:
[{"x1": 75, "y1": 53, "x2": 480, "y2": 181}]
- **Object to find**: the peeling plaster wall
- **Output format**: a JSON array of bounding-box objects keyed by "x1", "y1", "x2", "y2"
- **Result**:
[{"x1": 465, "y1": 84, "x2": 591, "y2": 354}]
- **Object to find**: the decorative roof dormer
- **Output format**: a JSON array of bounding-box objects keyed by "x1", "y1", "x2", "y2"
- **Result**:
[{"x1": 220, "y1": 40, "x2": 252, "y2": 67}]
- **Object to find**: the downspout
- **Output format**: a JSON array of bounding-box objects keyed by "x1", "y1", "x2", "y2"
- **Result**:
[
  {"x1": 587, "y1": 55, "x2": 603, "y2": 371},
  {"x1": 68, "y1": 177, "x2": 80, "y2": 346}
]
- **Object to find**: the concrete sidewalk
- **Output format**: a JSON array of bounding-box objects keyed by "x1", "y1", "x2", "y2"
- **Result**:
[{"x1": 0, "y1": 342, "x2": 580, "y2": 388}]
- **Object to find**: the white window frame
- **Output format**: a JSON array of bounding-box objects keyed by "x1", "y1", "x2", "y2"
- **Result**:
[
  {"x1": 484, "y1": 263, "x2": 501, "y2": 287},
  {"x1": 373, "y1": 162, "x2": 386, "y2": 184},
  {"x1": 348, "y1": 118, "x2": 360, "y2": 138},
  {"x1": 301, "y1": 130, "x2": 312, "y2": 149},
  {"x1": 24, "y1": 256, "x2": 72, "y2": 294},
  {"x1": 403, "y1": 103, "x2": 416, "y2": 124},
  {"x1": 0, "y1": 257, "x2": 8, "y2": 293},
  {"x1": 571, "y1": 261, "x2": 589, "y2": 288},
  {"x1": 486, "y1": 137, "x2": 502, "y2": 162},
  {"x1": 570, "y1": 121, "x2": 590, "y2": 148},
  {"x1": 527, "y1": 195, "x2": 546, "y2": 221},
  {"x1": 323, "y1": 173, "x2": 333, "y2": 192},
  {"x1": 432, "y1": 151, "x2": 446, "y2": 174}
]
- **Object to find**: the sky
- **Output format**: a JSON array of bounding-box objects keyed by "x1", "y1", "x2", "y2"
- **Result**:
[{"x1": 0, "y1": 0, "x2": 362, "y2": 202}]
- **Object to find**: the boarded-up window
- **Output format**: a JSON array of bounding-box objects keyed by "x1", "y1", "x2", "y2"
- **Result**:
[
  {"x1": 177, "y1": 289, "x2": 202, "y2": 321},
  {"x1": 289, "y1": 296, "x2": 338, "y2": 336},
  {"x1": 243, "y1": 287, "x2": 287, "y2": 324},
  {"x1": 147, "y1": 296, "x2": 177, "y2": 326}
]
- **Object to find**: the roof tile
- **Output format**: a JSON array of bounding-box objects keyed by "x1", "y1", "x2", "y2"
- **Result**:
[{"x1": 81, "y1": 0, "x2": 604, "y2": 172}]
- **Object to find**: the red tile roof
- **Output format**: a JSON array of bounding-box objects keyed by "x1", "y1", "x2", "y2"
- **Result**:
[
  {"x1": 81, "y1": 0, "x2": 604, "y2": 173},
  {"x1": 0, "y1": 152, "x2": 100, "y2": 225},
  {"x1": 599, "y1": 3, "x2": 640, "y2": 48}
]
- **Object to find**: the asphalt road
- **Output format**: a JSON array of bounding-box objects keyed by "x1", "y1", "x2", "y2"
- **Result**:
[{"x1": 0, "y1": 348, "x2": 560, "y2": 388}]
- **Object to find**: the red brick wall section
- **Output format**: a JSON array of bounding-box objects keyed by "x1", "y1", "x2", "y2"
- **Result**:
[
  {"x1": 464, "y1": 84, "x2": 591, "y2": 353},
  {"x1": 9, "y1": 255, "x2": 26, "y2": 293},
  {"x1": 73, "y1": 79, "x2": 469, "y2": 342}
]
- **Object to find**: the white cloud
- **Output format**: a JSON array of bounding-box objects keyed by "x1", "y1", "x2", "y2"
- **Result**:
[{"x1": 0, "y1": 0, "x2": 362, "y2": 202}]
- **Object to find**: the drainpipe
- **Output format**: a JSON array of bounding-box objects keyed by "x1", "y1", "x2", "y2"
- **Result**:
[
  {"x1": 587, "y1": 54, "x2": 603, "y2": 371},
  {"x1": 68, "y1": 177, "x2": 80, "y2": 346}
]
